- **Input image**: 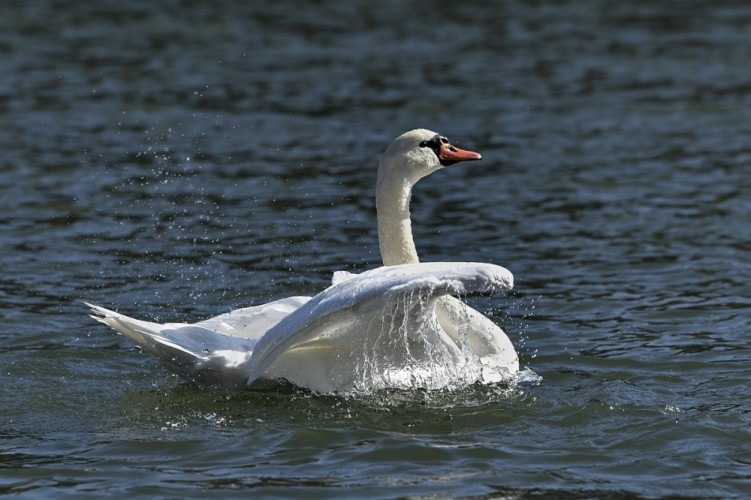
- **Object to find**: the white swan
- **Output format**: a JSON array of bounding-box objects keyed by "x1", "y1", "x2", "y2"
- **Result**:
[{"x1": 88, "y1": 129, "x2": 519, "y2": 393}]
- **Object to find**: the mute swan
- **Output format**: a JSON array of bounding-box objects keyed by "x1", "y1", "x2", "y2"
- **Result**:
[{"x1": 88, "y1": 129, "x2": 519, "y2": 393}]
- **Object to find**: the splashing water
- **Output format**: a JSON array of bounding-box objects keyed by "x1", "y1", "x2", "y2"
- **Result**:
[{"x1": 347, "y1": 284, "x2": 534, "y2": 393}]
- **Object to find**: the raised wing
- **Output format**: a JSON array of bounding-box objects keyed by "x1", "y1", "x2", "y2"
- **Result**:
[
  {"x1": 244, "y1": 262, "x2": 513, "y2": 392},
  {"x1": 86, "y1": 295, "x2": 310, "y2": 389},
  {"x1": 193, "y1": 296, "x2": 310, "y2": 339}
]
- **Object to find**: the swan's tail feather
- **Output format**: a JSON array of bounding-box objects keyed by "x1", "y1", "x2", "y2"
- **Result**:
[
  {"x1": 85, "y1": 302, "x2": 253, "y2": 389},
  {"x1": 87, "y1": 302, "x2": 165, "y2": 352}
]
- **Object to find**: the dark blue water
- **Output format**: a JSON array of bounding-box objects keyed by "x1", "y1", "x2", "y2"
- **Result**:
[{"x1": 2, "y1": 1, "x2": 750, "y2": 497}]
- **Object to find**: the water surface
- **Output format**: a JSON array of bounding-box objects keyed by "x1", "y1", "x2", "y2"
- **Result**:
[{"x1": 1, "y1": 0, "x2": 750, "y2": 497}]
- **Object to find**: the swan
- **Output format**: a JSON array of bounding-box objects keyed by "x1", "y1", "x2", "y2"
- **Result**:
[{"x1": 88, "y1": 129, "x2": 519, "y2": 393}]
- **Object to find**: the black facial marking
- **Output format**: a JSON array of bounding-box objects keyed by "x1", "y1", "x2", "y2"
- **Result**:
[
  {"x1": 419, "y1": 134, "x2": 456, "y2": 166},
  {"x1": 419, "y1": 134, "x2": 443, "y2": 152}
]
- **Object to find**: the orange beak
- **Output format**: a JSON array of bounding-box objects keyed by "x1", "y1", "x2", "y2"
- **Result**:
[{"x1": 439, "y1": 141, "x2": 482, "y2": 165}]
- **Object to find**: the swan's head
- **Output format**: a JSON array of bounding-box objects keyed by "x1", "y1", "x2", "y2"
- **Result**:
[{"x1": 378, "y1": 129, "x2": 482, "y2": 184}]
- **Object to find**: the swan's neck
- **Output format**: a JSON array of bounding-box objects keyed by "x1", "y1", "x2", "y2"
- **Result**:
[{"x1": 376, "y1": 174, "x2": 420, "y2": 266}]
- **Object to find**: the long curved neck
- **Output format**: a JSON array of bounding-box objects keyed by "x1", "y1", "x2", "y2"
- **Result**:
[{"x1": 376, "y1": 173, "x2": 420, "y2": 266}]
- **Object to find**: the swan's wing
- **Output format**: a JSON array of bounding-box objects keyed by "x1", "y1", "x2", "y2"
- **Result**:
[
  {"x1": 244, "y1": 262, "x2": 513, "y2": 391},
  {"x1": 87, "y1": 303, "x2": 254, "y2": 388},
  {"x1": 436, "y1": 295, "x2": 520, "y2": 383},
  {"x1": 87, "y1": 296, "x2": 310, "y2": 388},
  {"x1": 193, "y1": 296, "x2": 310, "y2": 340}
]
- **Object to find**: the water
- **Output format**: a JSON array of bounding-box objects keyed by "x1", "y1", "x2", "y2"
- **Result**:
[{"x1": 1, "y1": 0, "x2": 750, "y2": 497}]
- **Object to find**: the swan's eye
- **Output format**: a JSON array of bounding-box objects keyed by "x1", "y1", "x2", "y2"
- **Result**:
[{"x1": 419, "y1": 135, "x2": 445, "y2": 157}]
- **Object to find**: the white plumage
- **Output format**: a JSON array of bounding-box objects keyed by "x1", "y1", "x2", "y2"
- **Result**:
[{"x1": 88, "y1": 129, "x2": 519, "y2": 393}]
